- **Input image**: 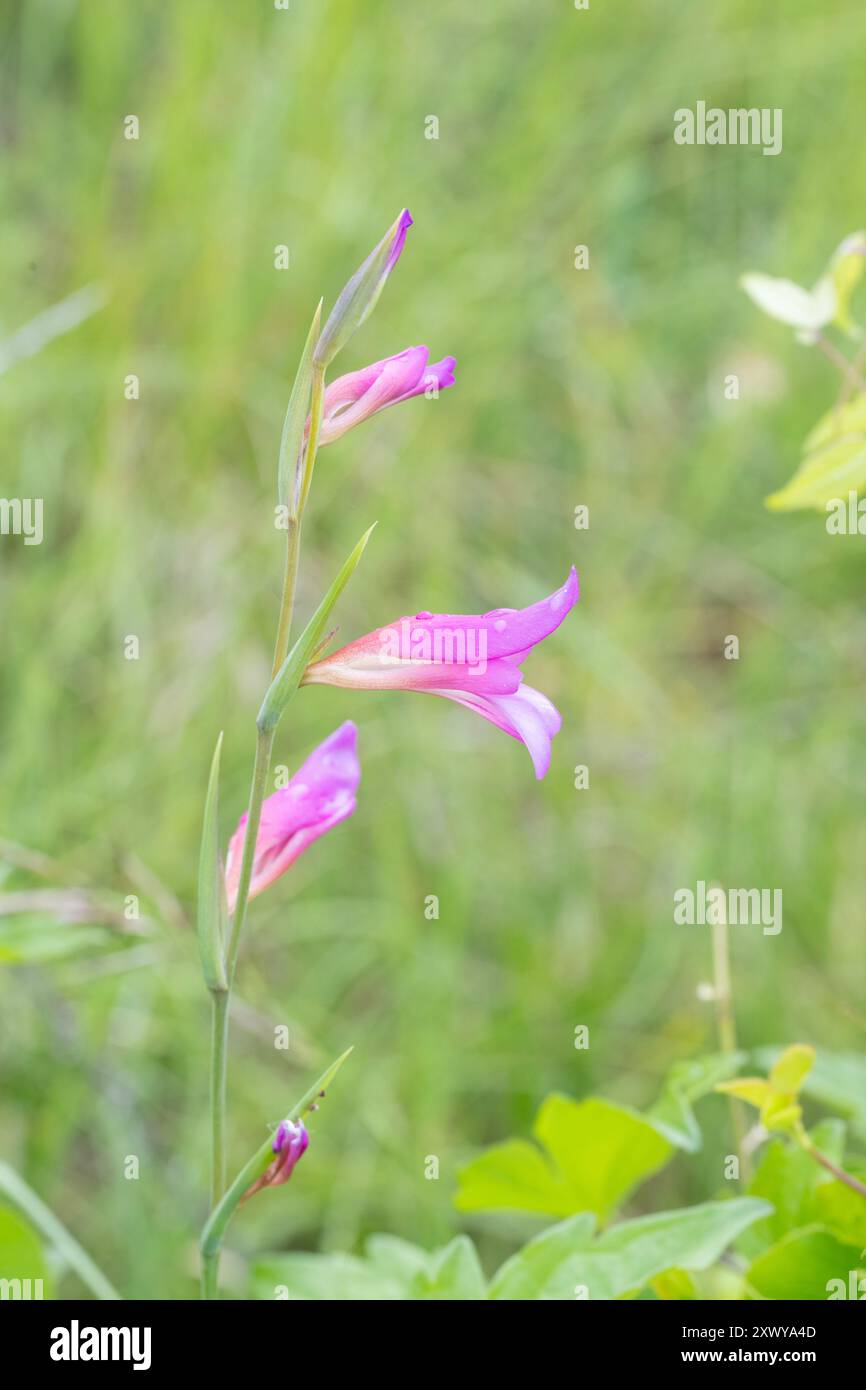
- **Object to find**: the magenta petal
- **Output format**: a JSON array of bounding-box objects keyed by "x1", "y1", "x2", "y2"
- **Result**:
[
  {"x1": 386, "y1": 208, "x2": 413, "y2": 272},
  {"x1": 317, "y1": 345, "x2": 455, "y2": 447},
  {"x1": 304, "y1": 572, "x2": 578, "y2": 782},
  {"x1": 433, "y1": 683, "x2": 562, "y2": 779},
  {"x1": 225, "y1": 722, "x2": 360, "y2": 913}
]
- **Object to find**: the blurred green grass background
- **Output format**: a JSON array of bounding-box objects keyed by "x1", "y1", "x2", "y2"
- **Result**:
[{"x1": 1, "y1": 0, "x2": 865, "y2": 1296}]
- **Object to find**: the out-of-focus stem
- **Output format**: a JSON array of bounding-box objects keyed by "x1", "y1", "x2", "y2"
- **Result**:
[
  {"x1": 801, "y1": 1138, "x2": 866, "y2": 1200},
  {"x1": 712, "y1": 916, "x2": 750, "y2": 1182},
  {"x1": 835, "y1": 335, "x2": 866, "y2": 410},
  {"x1": 818, "y1": 332, "x2": 866, "y2": 391},
  {"x1": 271, "y1": 516, "x2": 301, "y2": 678}
]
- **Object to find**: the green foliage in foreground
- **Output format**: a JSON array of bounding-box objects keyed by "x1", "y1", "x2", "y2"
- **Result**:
[
  {"x1": 3, "y1": 0, "x2": 866, "y2": 1301},
  {"x1": 238, "y1": 1046, "x2": 866, "y2": 1299},
  {"x1": 251, "y1": 1200, "x2": 771, "y2": 1301},
  {"x1": 1, "y1": 1041, "x2": 864, "y2": 1299}
]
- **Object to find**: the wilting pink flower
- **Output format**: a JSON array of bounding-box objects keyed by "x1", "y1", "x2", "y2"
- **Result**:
[
  {"x1": 315, "y1": 346, "x2": 456, "y2": 447},
  {"x1": 225, "y1": 722, "x2": 360, "y2": 913},
  {"x1": 242, "y1": 1120, "x2": 309, "y2": 1202},
  {"x1": 304, "y1": 570, "x2": 579, "y2": 779}
]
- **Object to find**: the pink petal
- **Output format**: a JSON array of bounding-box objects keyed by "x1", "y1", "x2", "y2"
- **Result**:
[
  {"x1": 307, "y1": 569, "x2": 578, "y2": 680},
  {"x1": 225, "y1": 722, "x2": 359, "y2": 913},
  {"x1": 432, "y1": 682, "x2": 562, "y2": 779}
]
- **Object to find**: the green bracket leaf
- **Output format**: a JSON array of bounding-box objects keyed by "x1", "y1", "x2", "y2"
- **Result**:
[
  {"x1": 277, "y1": 299, "x2": 322, "y2": 511},
  {"x1": 257, "y1": 524, "x2": 375, "y2": 734}
]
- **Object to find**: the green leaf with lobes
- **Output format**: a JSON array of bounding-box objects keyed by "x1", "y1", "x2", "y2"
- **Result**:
[
  {"x1": 488, "y1": 1198, "x2": 773, "y2": 1300},
  {"x1": 455, "y1": 1095, "x2": 673, "y2": 1220}
]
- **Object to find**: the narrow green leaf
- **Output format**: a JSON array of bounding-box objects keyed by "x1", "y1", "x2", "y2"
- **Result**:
[
  {"x1": 314, "y1": 210, "x2": 410, "y2": 368},
  {"x1": 0, "y1": 1205, "x2": 53, "y2": 1298},
  {"x1": 0, "y1": 1162, "x2": 120, "y2": 1300},
  {"x1": 257, "y1": 525, "x2": 375, "y2": 734},
  {"x1": 200, "y1": 1045, "x2": 354, "y2": 1261},
  {"x1": 277, "y1": 299, "x2": 322, "y2": 510},
  {"x1": 288, "y1": 1045, "x2": 354, "y2": 1122},
  {"x1": 196, "y1": 732, "x2": 227, "y2": 993}
]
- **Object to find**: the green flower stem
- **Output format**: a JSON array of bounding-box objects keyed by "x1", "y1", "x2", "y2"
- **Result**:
[
  {"x1": 200, "y1": 1131, "x2": 273, "y2": 1300},
  {"x1": 817, "y1": 332, "x2": 866, "y2": 391},
  {"x1": 205, "y1": 722, "x2": 274, "y2": 1295},
  {"x1": 203, "y1": 355, "x2": 328, "y2": 1299},
  {"x1": 271, "y1": 514, "x2": 301, "y2": 678},
  {"x1": 209, "y1": 989, "x2": 229, "y2": 1205},
  {"x1": 0, "y1": 1160, "x2": 121, "y2": 1301}
]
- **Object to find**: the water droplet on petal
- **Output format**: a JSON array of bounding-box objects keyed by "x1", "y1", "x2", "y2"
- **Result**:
[
  {"x1": 493, "y1": 618, "x2": 507, "y2": 632},
  {"x1": 414, "y1": 610, "x2": 433, "y2": 620}
]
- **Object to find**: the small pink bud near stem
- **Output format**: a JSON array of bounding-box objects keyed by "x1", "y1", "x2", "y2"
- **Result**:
[{"x1": 242, "y1": 1120, "x2": 309, "y2": 1202}]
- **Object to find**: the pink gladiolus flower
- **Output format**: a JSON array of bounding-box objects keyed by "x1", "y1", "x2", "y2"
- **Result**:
[
  {"x1": 304, "y1": 569, "x2": 579, "y2": 779},
  {"x1": 316, "y1": 346, "x2": 457, "y2": 447},
  {"x1": 242, "y1": 1120, "x2": 309, "y2": 1202},
  {"x1": 224, "y1": 722, "x2": 360, "y2": 914}
]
